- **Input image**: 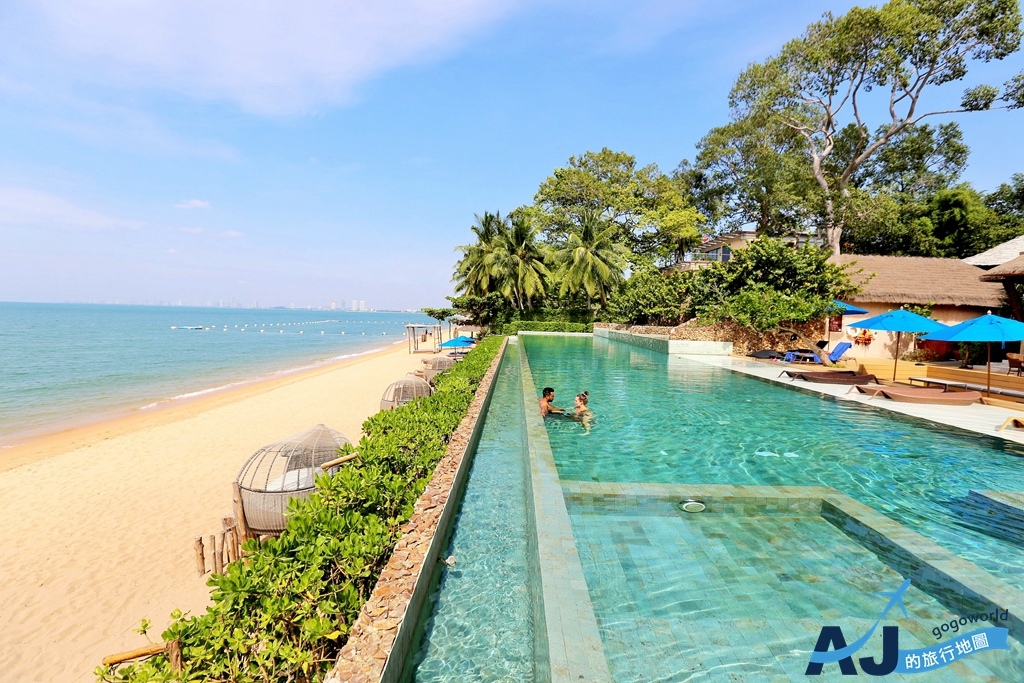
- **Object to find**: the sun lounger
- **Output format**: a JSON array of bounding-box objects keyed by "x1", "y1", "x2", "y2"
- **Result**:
[
  {"x1": 800, "y1": 372, "x2": 878, "y2": 386},
  {"x1": 779, "y1": 369, "x2": 856, "y2": 379},
  {"x1": 850, "y1": 384, "x2": 889, "y2": 398},
  {"x1": 879, "y1": 387, "x2": 982, "y2": 406},
  {"x1": 998, "y1": 417, "x2": 1024, "y2": 431}
]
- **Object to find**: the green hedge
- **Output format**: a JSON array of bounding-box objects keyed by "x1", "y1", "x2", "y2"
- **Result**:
[
  {"x1": 98, "y1": 337, "x2": 505, "y2": 683},
  {"x1": 501, "y1": 321, "x2": 593, "y2": 334}
]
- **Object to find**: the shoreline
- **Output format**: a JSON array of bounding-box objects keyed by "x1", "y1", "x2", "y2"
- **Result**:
[
  {"x1": 0, "y1": 341, "x2": 404, "y2": 473},
  {"x1": 0, "y1": 341, "x2": 428, "y2": 682}
]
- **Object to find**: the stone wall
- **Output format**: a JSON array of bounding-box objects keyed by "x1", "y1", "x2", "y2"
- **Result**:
[{"x1": 669, "y1": 319, "x2": 824, "y2": 356}]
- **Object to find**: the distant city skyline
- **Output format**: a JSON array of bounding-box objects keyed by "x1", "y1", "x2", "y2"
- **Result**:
[{"x1": 2, "y1": 1, "x2": 1023, "y2": 309}]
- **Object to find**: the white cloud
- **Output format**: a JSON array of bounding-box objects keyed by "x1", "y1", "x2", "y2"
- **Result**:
[
  {"x1": 0, "y1": 186, "x2": 142, "y2": 231},
  {"x1": 175, "y1": 199, "x2": 211, "y2": 209},
  {"x1": 19, "y1": 1, "x2": 533, "y2": 114}
]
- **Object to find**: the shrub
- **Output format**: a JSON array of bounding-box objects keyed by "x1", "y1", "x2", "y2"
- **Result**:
[
  {"x1": 98, "y1": 337, "x2": 505, "y2": 683},
  {"x1": 607, "y1": 268, "x2": 688, "y2": 325},
  {"x1": 501, "y1": 321, "x2": 592, "y2": 334}
]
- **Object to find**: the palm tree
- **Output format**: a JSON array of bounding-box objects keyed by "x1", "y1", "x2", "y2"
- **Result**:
[
  {"x1": 490, "y1": 215, "x2": 549, "y2": 310},
  {"x1": 550, "y1": 210, "x2": 628, "y2": 309},
  {"x1": 453, "y1": 212, "x2": 507, "y2": 297}
]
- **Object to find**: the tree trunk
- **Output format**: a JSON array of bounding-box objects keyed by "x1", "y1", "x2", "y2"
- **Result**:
[
  {"x1": 823, "y1": 195, "x2": 841, "y2": 256},
  {"x1": 778, "y1": 325, "x2": 834, "y2": 367}
]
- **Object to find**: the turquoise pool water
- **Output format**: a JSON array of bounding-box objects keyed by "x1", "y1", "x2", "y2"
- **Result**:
[
  {"x1": 408, "y1": 334, "x2": 1024, "y2": 681},
  {"x1": 526, "y1": 334, "x2": 1024, "y2": 589},
  {"x1": 406, "y1": 346, "x2": 536, "y2": 681},
  {"x1": 568, "y1": 493, "x2": 1021, "y2": 681}
]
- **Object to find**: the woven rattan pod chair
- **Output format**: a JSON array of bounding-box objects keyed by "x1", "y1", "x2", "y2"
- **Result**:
[
  {"x1": 380, "y1": 374, "x2": 432, "y2": 410},
  {"x1": 236, "y1": 424, "x2": 351, "y2": 535},
  {"x1": 422, "y1": 355, "x2": 457, "y2": 384}
]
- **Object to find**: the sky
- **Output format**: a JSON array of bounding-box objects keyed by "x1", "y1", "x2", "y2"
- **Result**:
[{"x1": 1, "y1": 1, "x2": 1023, "y2": 310}]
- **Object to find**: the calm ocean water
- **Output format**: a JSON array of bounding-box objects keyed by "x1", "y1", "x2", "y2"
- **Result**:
[{"x1": 0, "y1": 302, "x2": 434, "y2": 446}]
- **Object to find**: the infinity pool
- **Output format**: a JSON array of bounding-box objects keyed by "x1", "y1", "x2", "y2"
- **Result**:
[
  {"x1": 531, "y1": 335, "x2": 1024, "y2": 587},
  {"x1": 409, "y1": 334, "x2": 1024, "y2": 681}
]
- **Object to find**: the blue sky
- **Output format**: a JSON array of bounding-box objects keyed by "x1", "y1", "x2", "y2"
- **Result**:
[{"x1": 1, "y1": 0, "x2": 1022, "y2": 309}]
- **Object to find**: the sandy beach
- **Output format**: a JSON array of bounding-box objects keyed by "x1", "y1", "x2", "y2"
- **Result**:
[{"x1": 0, "y1": 343, "x2": 425, "y2": 683}]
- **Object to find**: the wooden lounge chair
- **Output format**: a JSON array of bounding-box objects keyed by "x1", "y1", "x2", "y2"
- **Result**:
[
  {"x1": 849, "y1": 384, "x2": 889, "y2": 398},
  {"x1": 779, "y1": 369, "x2": 856, "y2": 379},
  {"x1": 998, "y1": 416, "x2": 1024, "y2": 431},
  {"x1": 879, "y1": 386, "x2": 982, "y2": 406},
  {"x1": 801, "y1": 372, "x2": 879, "y2": 386}
]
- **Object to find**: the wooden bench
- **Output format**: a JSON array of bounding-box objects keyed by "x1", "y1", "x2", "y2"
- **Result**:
[
  {"x1": 908, "y1": 377, "x2": 968, "y2": 391},
  {"x1": 909, "y1": 376, "x2": 1024, "y2": 400}
]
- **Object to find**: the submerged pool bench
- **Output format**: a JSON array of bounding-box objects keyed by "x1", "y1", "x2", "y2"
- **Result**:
[{"x1": 909, "y1": 376, "x2": 1024, "y2": 399}]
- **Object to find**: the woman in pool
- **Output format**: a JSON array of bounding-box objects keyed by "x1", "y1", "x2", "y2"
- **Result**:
[{"x1": 573, "y1": 391, "x2": 593, "y2": 434}]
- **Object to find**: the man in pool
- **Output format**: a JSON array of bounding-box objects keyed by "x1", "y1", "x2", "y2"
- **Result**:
[{"x1": 539, "y1": 387, "x2": 565, "y2": 416}]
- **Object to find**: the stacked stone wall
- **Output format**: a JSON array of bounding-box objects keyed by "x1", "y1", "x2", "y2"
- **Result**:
[{"x1": 669, "y1": 319, "x2": 823, "y2": 356}]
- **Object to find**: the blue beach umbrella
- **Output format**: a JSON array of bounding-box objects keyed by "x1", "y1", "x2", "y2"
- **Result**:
[
  {"x1": 834, "y1": 300, "x2": 869, "y2": 315},
  {"x1": 439, "y1": 336, "x2": 475, "y2": 349},
  {"x1": 852, "y1": 309, "x2": 948, "y2": 381},
  {"x1": 921, "y1": 312, "x2": 1024, "y2": 394}
]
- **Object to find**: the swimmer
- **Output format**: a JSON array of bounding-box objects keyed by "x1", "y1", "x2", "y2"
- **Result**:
[
  {"x1": 573, "y1": 391, "x2": 593, "y2": 434},
  {"x1": 539, "y1": 387, "x2": 565, "y2": 417}
]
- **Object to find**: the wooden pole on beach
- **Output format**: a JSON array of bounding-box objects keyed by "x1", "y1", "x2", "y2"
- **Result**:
[
  {"x1": 232, "y1": 482, "x2": 252, "y2": 545},
  {"x1": 167, "y1": 640, "x2": 183, "y2": 673},
  {"x1": 102, "y1": 641, "x2": 182, "y2": 672},
  {"x1": 320, "y1": 452, "x2": 360, "y2": 469},
  {"x1": 194, "y1": 536, "x2": 206, "y2": 576},
  {"x1": 209, "y1": 534, "x2": 221, "y2": 574}
]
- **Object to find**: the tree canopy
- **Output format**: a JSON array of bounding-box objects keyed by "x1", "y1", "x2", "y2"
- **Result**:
[{"x1": 730, "y1": 0, "x2": 1024, "y2": 253}]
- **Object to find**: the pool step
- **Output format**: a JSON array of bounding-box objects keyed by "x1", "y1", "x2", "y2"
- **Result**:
[{"x1": 954, "y1": 490, "x2": 1024, "y2": 546}]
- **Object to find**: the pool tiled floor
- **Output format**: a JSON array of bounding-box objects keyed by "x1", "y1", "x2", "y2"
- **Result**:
[{"x1": 567, "y1": 492, "x2": 1018, "y2": 681}]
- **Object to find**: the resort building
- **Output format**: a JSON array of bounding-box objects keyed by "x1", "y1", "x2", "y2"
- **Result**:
[{"x1": 829, "y1": 254, "x2": 1005, "y2": 359}]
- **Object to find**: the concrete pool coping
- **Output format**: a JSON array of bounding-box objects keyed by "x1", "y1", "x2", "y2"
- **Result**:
[
  {"x1": 681, "y1": 354, "x2": 1024, "y2": 449},
  {"x1": 517, "y1": 338, "x2": 612, "y2": 682},
  {"x1": 561, "y1": 481, "x2": 1024, "y2": 642}
]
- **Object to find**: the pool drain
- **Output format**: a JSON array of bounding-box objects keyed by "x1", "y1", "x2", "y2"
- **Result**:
[{"x1": 678, "y1": 499, "x2": 706, "y2": 513}]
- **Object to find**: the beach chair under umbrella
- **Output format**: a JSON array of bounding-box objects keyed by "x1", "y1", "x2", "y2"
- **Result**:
[
  {"x1": 439, "y1": 335, "x2": 475, "y2": 349},
  {"x1": 850, "y1": 309, "x2": 948, "y2": 381},
  {"x1": 922, "y1": 312, "x2": 1024, "y2": 396}
]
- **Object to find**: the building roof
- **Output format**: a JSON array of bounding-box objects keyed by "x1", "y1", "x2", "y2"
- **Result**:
[
  {"x1": 696, "y1": 229, "x2": 756, "y2": 252},
  {"x1": 963, "y1": 235, "x2": 1024, "y2": 267},
  {"x1": 980, "y1": 254, "x2": 1024, "y2": 281},
  {"x1": 830, "y1": 254, "x2": 1005, "y2": 308}
]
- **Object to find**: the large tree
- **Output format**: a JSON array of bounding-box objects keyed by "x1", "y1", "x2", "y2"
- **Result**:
[
  {"x1": 693, "y1": 111, "x2": 816, "y2": 236},
  {"x1": 730, "y1": 0, "x2": 1024, "y2": 254},
  {"x1": 453, "y1": 211, "x2": 507, "y2": 298},
  {"x1": 489, "y1": 214, "x2": 550, "y2": 310},
  {"x1": 688, "y1": 238, "x2": 855, "y2": 363},
  {"x1": 549, "y1": 210, "x2": 629, "y2": 309},
  {"x1": 531, "y1": 148, "x2": 703, "y2": 264}
]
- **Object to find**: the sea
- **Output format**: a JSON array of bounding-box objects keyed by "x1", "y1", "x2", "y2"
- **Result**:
[{"x1": 0, "y1": 302, "x2": 434, "y2": 448}]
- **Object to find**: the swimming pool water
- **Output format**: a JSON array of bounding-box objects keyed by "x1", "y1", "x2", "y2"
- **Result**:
[
  {"x1": 406, "y1": 346, "x2": 536, "y2": 681},
  {"x1": 525, "y1": 334, "x2": 1024, "y2": 590},
  {"x1": 568, "y1": 494, "x2": 1022, "y2": 681},
  {"x1": 407, "y1": 334, "x2": 1024, "y2": 682}
]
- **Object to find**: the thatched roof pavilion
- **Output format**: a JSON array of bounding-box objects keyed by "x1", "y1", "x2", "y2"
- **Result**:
[
  {"x1": 980, "y1": 254, "x2": 1024, "y2": 319},
  {"x1": 827, "y1": 255, "x2": 1010, "y2": 356},
  {"x1": 830, "y1": 255, "x2": 1004, "y2": 308}
]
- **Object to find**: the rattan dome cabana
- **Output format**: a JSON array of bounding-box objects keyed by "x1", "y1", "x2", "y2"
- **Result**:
[
  {"x1": 421, "y1": 355, "x2": 457, "y2": 384},
  {"x1": 236, "y1": 424, "x2": 351, "y2": 536},
  {"x1": 380, "y1": 374, "x2": 432, "y2": 410}
]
